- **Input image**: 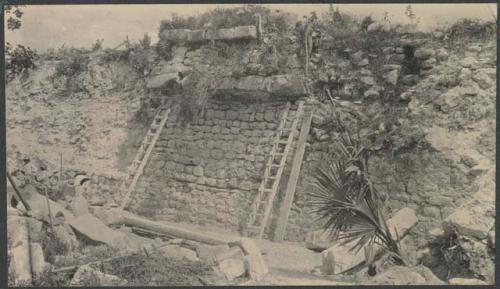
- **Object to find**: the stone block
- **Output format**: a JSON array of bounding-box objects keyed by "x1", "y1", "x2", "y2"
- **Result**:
[
  {"x1": 244, "y1": 254, "x2": 269, "y2": 281},
  {"x1": 158, "y1": 244, "x2": 199, "y2": 262},
  {"x1": 414, "y1": 48, "x2": 435, "y2": 60},
  {"x1": 443, "y1": 202, "x2": 494, "y2": 240},
  {"x1": 218, "y1": 258, "x2": 246, "y2": 280}
]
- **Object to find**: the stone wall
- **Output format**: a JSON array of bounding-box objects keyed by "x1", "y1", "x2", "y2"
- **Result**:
[{"x1": 128, "y1": 98, "x2": 303, "y2": 237}]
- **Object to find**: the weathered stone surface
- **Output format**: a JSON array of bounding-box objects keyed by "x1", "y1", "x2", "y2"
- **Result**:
[
  {"x1": 71, "y1": 188, "x2": 90, "y2": 217},
  {"x1": 7, "y1": 216, "x2": 44, "y2": 284},
  {"x1": 472, "y1": 71, "x2": 493, "y2": 89},
  {"x1": 448, "y1": 278, "x2": 487, "y2": 285},
  {"x1": 160, "y1": 63, "x2": 191, "y2": 75},
  {"x1": 364, "y1": 89, "x2": 379, "y2": 98},
  {"x1": 218, "y1": 258, "x2": 245, "y2": 280},
  {"x1": 234, "y1": 237, "x2": 260, "y2": 255},
  {"x1": 415, "y1": 48, "x2": 435, "y2": 60},
  {"x1": 264, "y1": 74, "x2": 306, "y2": 97},
  {"x1": 171, "y1": 46, "x2": 188, "y2": 63},
  {"x1": 436, "y1": 48, "x2": 449, "y2": 61},
  {"x1": 443, "y1": 203, "x2": 494, "y2": 240},
  {"x1": 162, "y1": 25, "x2": 257, "y2": 43},
  {"x1": 244, "y1": 254, "x2": 269, "y2": 281},
  {"x1": 196, "y1": 244, "x2": 231, "y2": 265},
  {"x1": 146, "y1": 73, "x2": 179, "y2": 89},
  {"x1": 158, "y1": 244, "x2": 199, "y2": 262},
  {"x1": 385, "y1": 70, "x2": 399, "y2": 85},
  {"x1": 216, "y1": 74, "x2": 305, "y2": 98},
  {"x1": 215, "y1": 246, "x2": 244, "y2": 263},
  {"x1": 460, "y1": 57, "x2": 478, "y2": 68},
  {"x1": 360, "y1": 76, "x2": 375, "y2": 86}
]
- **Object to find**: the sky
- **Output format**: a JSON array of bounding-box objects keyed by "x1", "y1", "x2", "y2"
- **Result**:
[{"x1": 5, "y1": 3, "x2": 497, "y2": 51}]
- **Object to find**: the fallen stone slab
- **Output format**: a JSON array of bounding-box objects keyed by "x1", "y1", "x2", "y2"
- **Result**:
[
  {"x1": 215, "y1": 74, "x2": 306, "y2": 99},
  {"x1": 322, "y1": 207, "x2": 418, "y2": 275},
  {"x1": 68, "y1": 213, "x2": 136, "y2": 252},
  {"x1": 116, "y1": 211, "x2": 232, "y2": 245}
]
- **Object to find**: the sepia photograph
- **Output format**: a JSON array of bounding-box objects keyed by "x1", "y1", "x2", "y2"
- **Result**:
[{"x1": 4, "y1": 2, "x2": 497, "y2": 286}]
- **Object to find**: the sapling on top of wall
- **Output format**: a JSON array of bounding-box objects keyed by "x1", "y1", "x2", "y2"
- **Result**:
[{"x1": 308, "y1": 116, "x2": 406, "y2": 270}]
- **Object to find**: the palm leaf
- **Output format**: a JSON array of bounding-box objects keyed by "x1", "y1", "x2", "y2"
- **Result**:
[{"x1": 308, "y1": 123, "x2": 405, "y2": 266}]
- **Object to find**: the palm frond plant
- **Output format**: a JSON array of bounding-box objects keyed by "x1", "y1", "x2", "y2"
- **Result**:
[{"x1": 308, "y1": 122, "x2": 405, "y2": 267}]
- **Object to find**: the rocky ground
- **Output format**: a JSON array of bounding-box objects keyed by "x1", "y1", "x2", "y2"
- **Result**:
[{"x1": 6, "y1": 10, "x2": 496, "y2": 287}]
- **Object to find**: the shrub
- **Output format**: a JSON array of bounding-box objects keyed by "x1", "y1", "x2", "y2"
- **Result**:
[
  {"x1": 159, "y1": 5, "x2": 294, "y2": 33},
  {"x1": 6, "y1": 43, "x2": 38, "y2": 81},
  {"x1": 53, "y1": 52, "x2": 90, "y2": 79},
  {"x1": 446, "y1": 18, "x2": 496, "y2": 43},
  {"x1": 102, "y1": 250, "x2": 215, "y2": 286}
]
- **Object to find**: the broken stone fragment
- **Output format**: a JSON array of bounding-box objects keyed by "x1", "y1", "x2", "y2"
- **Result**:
[
  {"x1": 218, "y1": 258, "x2": 246, "y2": 280},
  {"x1": 443, "y1": 202, "x2": 494, "y2": 240},
  {"x1": 364, "y1": 89, "x2": 380, "y2": 98},
  {"x1": 385, "y1": 70, "x2": 399, "y2": 85},
  {"x1": 158, "y1": 244, "x2": 199, "y2": 262},
  {"x1": 414, "y1": 48, "x2": 435, "y2": 60}
]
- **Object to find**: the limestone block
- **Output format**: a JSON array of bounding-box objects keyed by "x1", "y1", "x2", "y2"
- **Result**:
[
  {"x1": 443, "y1": 201, "x2": 494, "y2": 240},
  {"x1": 218, "y1": 258, "x2": 246, "y2": 280},
  {"x1": 414, "y1": 48, "x2": 435, "y2": 60},
  {"x1": 158, "y1": 244, "x2": 199, "y2": 262}
]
